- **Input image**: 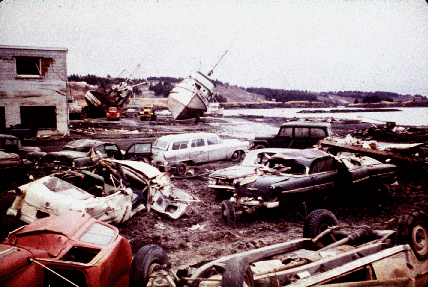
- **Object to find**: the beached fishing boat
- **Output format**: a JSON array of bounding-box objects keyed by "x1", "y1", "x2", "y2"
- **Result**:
[{"x1": 167, "y1": 72, "x2": 215, "y2": 120}]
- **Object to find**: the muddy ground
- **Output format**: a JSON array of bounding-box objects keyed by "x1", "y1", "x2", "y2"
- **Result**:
[{"x1": 1, "y1": 114, "x2": 427, "y2": 272}]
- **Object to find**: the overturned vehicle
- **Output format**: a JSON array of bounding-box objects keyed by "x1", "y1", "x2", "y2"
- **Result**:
[
  {"x1": 136, "y1": 209, "x2": 428, "y2": 287},
  {"x1": 7, "y1": 159, "x2": 198, "y2": 223},
  {"x1": 221, "y1": 149, "x2": 396, "y2": 224}
]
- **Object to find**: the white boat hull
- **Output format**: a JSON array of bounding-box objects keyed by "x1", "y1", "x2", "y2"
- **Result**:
[{"x1": 167, "y1": 72, "x2": 214, "y2": 120}]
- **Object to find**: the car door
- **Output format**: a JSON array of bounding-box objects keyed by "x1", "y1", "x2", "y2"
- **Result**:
[
  {"x1": 272, "y1": 127, "x2": 293, "y2": 148},
  {"x1": 206, "y1": 135, "x2": 226, "y2": 161},
  {"x1": 289, "y1": 127, "x2": 310, "y2": 148},
  {"x1": 165, "y1": 141, "x2": 190, "y2": 164},
  {"x1": 309, "y1": 157, "x2": 338, "y2": 197},
  {"x1": 189, "y1": 138, "x2": 209, "y2": 163},
  {"x1": 124, "y1": 143, "x2": 152, "y2": 162},
  {"x1": 103, "y1": 144, "x2": 123, "y2": 160}
]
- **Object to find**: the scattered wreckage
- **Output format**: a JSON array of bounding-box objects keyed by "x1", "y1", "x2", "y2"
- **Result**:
[
  {"x1": 221, "y1": 149, "x2": 396, "y2": 224},
  {"x1": 7, "y1": 159, "x2": 198, "y2": 223},
  {"x1": 34, "y1": 139, "x2": 125, "y2": 178},
  {"x1": 133, "y1": 208, "x2": 428, "y2": 287},
  {"x1": 0, "y1": 210, "x2": 166, "y2": 287},
  {"x1": 0, "y1": 134, "x2": 43, "y2": 190},
  {"x1": 84, "y1": 81, "x2": 146, "y2": 118},
  {"x1": 357, "y1": 121, "x2": 428, "y2": 143},
  {"x1": 152, "y1": 132, "x2": 250, "y2": 176}
]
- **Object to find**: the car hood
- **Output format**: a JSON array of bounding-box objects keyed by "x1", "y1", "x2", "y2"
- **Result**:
[{"x1": 210, "y1": 166, "x2": 259, "y2": 180}]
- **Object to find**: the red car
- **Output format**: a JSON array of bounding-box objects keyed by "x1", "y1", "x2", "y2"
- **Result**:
[
  {"x1": 0, "y1": 211, "x2": 168, "y2": 287},
  {"x1": 106, "y1": 107, "x2": 122, "y2": 120}
]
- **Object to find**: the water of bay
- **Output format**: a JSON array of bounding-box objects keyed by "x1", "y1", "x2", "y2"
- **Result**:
[{"x1": 223, "y1": 107, "x2": 428, "y2": 127}]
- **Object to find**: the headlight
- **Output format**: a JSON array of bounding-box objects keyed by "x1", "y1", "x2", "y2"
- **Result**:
[{"x1": 208, "y1": 178, "x2": 216, "y2": 185}]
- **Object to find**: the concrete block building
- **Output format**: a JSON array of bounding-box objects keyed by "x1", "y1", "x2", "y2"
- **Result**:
[{"x1": 0, "y1": 45, "x2": 69, "y2": 136}]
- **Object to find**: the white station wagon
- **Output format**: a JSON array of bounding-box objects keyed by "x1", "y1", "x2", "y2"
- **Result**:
[{"x1": 152, "y1": 132, "x2": 250, "y2": 176}]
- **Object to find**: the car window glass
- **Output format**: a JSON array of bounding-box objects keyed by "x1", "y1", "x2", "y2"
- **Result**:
[
  {"x1": 94, "y1": 146, "x2": 105, "y2": 155},
  {"x1": 153, "y1": 140, "x2": 169, "y2": 150},
  {"x1": 172, "y1": 142, "x2": 181, "y2": 150},
  {"x1": 311, "y1": 128, "x2": 327, "y2": 138},
  {"x1": 279, "y1": 127, "x2": 293, "y2": 137},
  {"x1": 127, "y1": 145, "x2": 135, "y2": 153},
  {"x1": 135, "y1": 143, "x2": 151, "y2": 152},
  {"x1": 191, "y1": 138, "x2": 205, "y2": 147},
  {"x1": 104, "y1": 144, "x2": 119, "y2": 152},
  {"x1": 179, "y1": 141, "x2": 189, "y2": 149},
  {"x1": 207, "y1": 136, "x2": 219, "y2": 145},
  {"x1": 294, "y1": 128, "x2": 310, "y2": 138},
  {"x1": 310, "y1": 158, "x2": 335, "y2": 173}
]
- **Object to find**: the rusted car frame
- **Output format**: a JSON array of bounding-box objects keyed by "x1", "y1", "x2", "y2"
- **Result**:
[{"x1": 142, "y1": 209, "x2": 428, "y2": 287}]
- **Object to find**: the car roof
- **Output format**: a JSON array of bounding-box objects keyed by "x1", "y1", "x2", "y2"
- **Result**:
[
  {"x1": 64, "y1": 139, "x2": 108, "y2": 149},
  {"x1": 280, "y1": 122, "x2": 331, "y2": 128},
  {"x1": 44, "y1": 150, "x2": 91, "y2": 159},
  {"x1": 103, "y1": 159, "x2": 162, "y2": 179},
  {"x1": 270, "y1": 148, "x2": 331, "y2": 167},
  {"x1": 13, "y1": 211, "x2": 92, "y2": 239},
  {"x1": 155, "y1": 132, "x2": 218, "y2": 142},
  {"x1": 0, "y1": 134, "x2": 19, "y2": 140}
]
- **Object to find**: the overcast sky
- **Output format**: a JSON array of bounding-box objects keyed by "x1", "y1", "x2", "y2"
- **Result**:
[{"x1": 1, "y1": 0, "x2": 427, "y2": 96}]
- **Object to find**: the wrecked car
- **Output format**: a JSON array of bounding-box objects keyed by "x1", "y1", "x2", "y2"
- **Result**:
[
  {"x1": 7, "y1": 159, "x2": 198, "y2": 223},
  {"x1": 0, "y1": 133, "x2": 43, "y2": 160},
  {"x1": 152, "y1": 132, "x2": 250, "y2": 176},
  {"x1": 0, "y1": 210, "x2": 166, "y2": 287},
  {"x1": 253, "y1": 122, "x2": 332, "y2": 149},
  {"x1": 222, "y1": 149, "x2": 396, "y2": 224},
  {"x1": 63, "y1": 139, "x2": 123, "y2": 160},
  {"x1": 208, "y1": 148, "x2": 294, "y2": 194},
  {"x1": 141, "y1": 208, "x2": 428, "y2": 287},
  {"x1": 34, "y1": 139, "x2": 125, "y2": 177},
  {"x1": 34, "y1": 150, "x2": 95, "y2": 177},
  {"x1": 0, "y1": 151, "x2": 33, "y2": 191}
]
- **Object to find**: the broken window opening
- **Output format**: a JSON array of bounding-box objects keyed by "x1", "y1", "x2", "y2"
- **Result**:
[
  {"x1": 15, "y1": 57, "x2": 42, "y2": 77},
  {"x1": 20, "y1": 106, "x2": 57, "y2": 130}
]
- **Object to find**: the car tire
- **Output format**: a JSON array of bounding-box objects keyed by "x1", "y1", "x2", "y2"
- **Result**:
[
  {"x1": 175, "y1": 162, "x2": 187, "y2": 176},
  {"x1": 129, "y1": 244, "x2": 168, "y2": 287},
  {"x1": 254, "y1": 144, "x2": 266, "y2": 150},
  {"x1": 396, "y1": 209, "x2": 428, "y2": 261},
  {"x1": 221, "y1": 200, "x2": 235, "y2": 225},
  {"x1": 222, "y1": 257, "x2": 255, "y2": 287},
  {"x1": 230, "y1": 151, "x2": 242, "y2": 162},
  {"x1": 303, "y1": 209, "x2": 338, "y2": 247}
]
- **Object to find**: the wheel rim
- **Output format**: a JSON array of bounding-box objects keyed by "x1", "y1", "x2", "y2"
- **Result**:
[
  {"x1": 412, "y1": 223, "x2": 428, "y2": 255},
  {"x1": 222, "y1": 205, "x2": 228, "y2": 219},
  {"x1": 148, "y1": 262, "x2": 160, "y2": 276},
  {"x1": 232, "y1": 151, "x2": 239, "y2": 159}
]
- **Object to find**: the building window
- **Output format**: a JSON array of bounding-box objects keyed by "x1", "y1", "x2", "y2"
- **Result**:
[
  {"x1": 20, "y1": 106, "x2": 56, "y2": 129},
  {"x1": 15, "y1": 57, "x2": 42, "y2": 77}
]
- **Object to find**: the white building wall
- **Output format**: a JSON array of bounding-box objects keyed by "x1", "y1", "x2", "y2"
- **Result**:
[{"x1": 0, "y1": 45, "x2": 69, "y2": 135}]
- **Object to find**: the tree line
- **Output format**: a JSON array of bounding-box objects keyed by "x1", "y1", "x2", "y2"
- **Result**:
[{"x1": 68, "y1": 74, "x2": 425, "y2": 103}]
